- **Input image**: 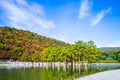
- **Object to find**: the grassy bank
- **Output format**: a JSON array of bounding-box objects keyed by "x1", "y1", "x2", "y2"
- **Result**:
[{"x1": 99, "y1": 60, "x2": 119, "y2": 63}]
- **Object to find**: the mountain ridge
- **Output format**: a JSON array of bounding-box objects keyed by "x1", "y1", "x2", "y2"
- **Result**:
[{"x1": 99, "y1": 47, "x2": 120, "y2": 52}]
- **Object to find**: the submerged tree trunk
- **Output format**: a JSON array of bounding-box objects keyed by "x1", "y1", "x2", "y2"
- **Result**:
[
  {"x1": 81, "y1": 53, "x2": 83, "y2": 67},
  {"x1": 71, "y1": 58, "x2": 73, "y2": 68},
  {"x1": 78, "y1": 54, "x2": 80, "y2": 63},
  {"x1": 71, "y1": 59, "x2": 75, "y2": 73},
  {"x1": 89, "y1": 61, "x2": 92, "y2": 70},
  {"x1": 53, "y1": 62, "x2": 55, "y2": 68},
  {"x1": 57, "y1": 62, "x2": 60, "y2": 71},
  {"x1": 51, "y1": 62, "x2": 53, "y2": 68},
  {"x1": 96, "y1": 62, "x2": 100, "y2": 70},
  {"x1": 78, "y1": 63, "x2": 81, "y2": 74},
  {"x1": 85, "y1": 62, "x2": 88, "y2": 71},
  {"x1": 64, "y1": 59, "x2": 68, "y2": 72}
]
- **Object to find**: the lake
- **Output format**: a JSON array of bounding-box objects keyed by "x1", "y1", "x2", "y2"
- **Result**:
[{"x1": 0, "y1": 62, "x2": 120, "y2": 80}]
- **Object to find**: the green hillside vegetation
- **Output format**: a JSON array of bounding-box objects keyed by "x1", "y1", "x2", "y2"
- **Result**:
[
  {"x1": 0, "y1": 26, "x2": 119, "y2": 63},
  {"x1": 99, "y1": 47, "x2": 120, "y2": 62}
]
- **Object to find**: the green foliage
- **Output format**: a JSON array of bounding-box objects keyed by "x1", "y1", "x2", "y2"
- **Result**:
[
  {"x1": 0, "y1": 43, "x2": 3, "y2": 50},
  {"x1": 31, "y1": 51, "x2": 41, "y2": 62},
  {"x1": 40, "y1": 47, "x2": 62, "y2": 62},
  {"x1": 99, "y1": 60, "x2": 119, "y2": 63},
  {"x1": 12, "y1": 47, "x2": 23, "y2": 54},
  {"x1": 99, "y1": 48, "x2": 120, "y2": 62},
  {"x1": 11, "y1": 47, "x2": 23, "y2": 59},
  {"x1": 99, "y1": 48, "x2": 120, "y2": 63},
  {"x1": 107, "y1": 54, "x2": 116, "y2": 60},
  {"x1": 81, "y1": 41, "x2": 101, "y2": 63},
  {"x1": 100, "y1": 55, "x2": 107, "y2": 60},
  {"x1": 21, "y1": 51, "x2": 31, "y2": 61},
  {"x1": 117, "y1": 54, "x2": 120, "y2": 62}
]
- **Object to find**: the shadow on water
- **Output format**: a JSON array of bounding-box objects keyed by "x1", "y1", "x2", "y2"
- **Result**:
[{"x1": 0, "y1": 63, "x2": 120, "y2": 80}]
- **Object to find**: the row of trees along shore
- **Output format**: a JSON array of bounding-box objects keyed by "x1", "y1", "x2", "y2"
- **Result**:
[{"x1": 32, "y1": 40, "x2": 101, "y2": 65}]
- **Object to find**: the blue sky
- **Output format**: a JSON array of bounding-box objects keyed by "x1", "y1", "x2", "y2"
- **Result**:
[{"x1": 0, "y1": 0, "x2": 120, "y2": 47}]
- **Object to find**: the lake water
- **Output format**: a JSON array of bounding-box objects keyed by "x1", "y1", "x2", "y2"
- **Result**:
[{"x1": 0, "y1": 63, "x2": 120, "y2": 80}]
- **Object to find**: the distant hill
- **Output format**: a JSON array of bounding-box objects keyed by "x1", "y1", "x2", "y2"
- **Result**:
[
  {"x1": 0, "y1": 26, "x2": 67, "y2": 60},
  {"x1": 99, "y1": 47, "x2": 120, "y2": 52}
]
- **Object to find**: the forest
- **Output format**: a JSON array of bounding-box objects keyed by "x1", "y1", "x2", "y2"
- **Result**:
[{"x1": 0, "y1": 26, "x2": 120, "y2": 63}]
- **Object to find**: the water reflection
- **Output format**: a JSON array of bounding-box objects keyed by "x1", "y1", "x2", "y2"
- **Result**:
[{"x1": 0, "y1": 63, "x2": 120, "y2": 80}]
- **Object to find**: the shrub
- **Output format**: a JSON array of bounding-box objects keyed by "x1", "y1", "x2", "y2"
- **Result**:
[{"x1": 99, "y1": 60, "x2": 119, "y2": 63}]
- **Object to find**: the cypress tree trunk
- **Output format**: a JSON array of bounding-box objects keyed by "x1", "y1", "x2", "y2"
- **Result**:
[
  {"x1": 89, "y1": 61, "x2": 92, "y2": 70},
  {"x1": 65, "y1": 59, "x2": 68, "y2": 71},
  {"x1": 78, "y1": 63, "x2": 81, "y2": 74},
  {"x1": 51, "y1": 62, "x2": 52, "y2": 68},
  {"x1": 78, "y1": 54, "x2": 80, "y2": 63},
  {"x1": 71, "y1": 59, "x2": 73, "y2": 73},
  {"x1": 64, "y1": 59, "x2": 68, "y2": 72}
]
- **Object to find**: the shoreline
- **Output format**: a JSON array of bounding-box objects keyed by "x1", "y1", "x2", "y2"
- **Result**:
[
  {"x1": 0, "y1": 61, "x2": 120, "y2": 68},
  {"x1": 0, "y1": 61, "x2": 64, "y2": 69},
  {"x1": 75, "y1": 69, "x2": 120, "y2": 80}
]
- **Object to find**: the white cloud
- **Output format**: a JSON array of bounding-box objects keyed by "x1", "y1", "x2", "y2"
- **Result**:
[
  {"x1": 105, "y1": 41, "x2": 120, "y2": 47},
  {"x1": 0, "y1": 0, "x2": 55, "y2": 29},
  {"x1": 91, "y1": 8, "x2": 111, "y2": 26},
  {"x1": 79, "y1": 0, "x2": 91, "y2": 19}
]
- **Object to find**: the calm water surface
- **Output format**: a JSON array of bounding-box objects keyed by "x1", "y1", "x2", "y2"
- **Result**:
[{"x1": 0, "y1": 63, "x2": 120, "y2": 80}]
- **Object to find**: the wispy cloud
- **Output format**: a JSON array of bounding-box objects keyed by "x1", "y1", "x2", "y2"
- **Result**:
[
  {"x1": 91, "y1": 8, "x2": 111, "y2": 26},
  {"x1": 79, "y1": 0, "x2": 91, "y2": 19},
  {"x1": 0, "y1": 0, "x2": 55, "y2": 30}
]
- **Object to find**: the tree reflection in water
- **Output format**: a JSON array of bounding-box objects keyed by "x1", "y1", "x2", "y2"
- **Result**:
[{"x1": 0, "y1": 63, "x2": 120, "y2": 80}]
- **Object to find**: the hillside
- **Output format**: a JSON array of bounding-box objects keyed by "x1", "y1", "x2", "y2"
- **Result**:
[
  {"x1": 99, "y1": 47, "x2": 120, "y2": 52},
  {"x1": 0, "y1": 26, "x2": 67, "y2": 60}
]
